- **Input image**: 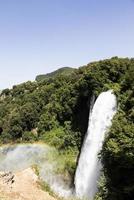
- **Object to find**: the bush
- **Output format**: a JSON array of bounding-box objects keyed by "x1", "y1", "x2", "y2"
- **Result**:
[{"x1": 22, "y1": 131, "x2": 37, "y2": 142}]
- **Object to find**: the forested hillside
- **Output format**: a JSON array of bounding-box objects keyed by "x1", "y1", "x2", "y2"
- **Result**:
[
  {"x1": 35, "y1": 67, "x2": 75, "y2": 82},
  {"x1": 0, "y1": 57, "x2": 134, "y2": 200}
]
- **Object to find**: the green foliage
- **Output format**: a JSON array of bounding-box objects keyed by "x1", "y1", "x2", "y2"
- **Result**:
[
  {"x1": 40, "y1": 123, "x2": 80, "y2": 150},
  {"x1": 39, "y1": 180, "x2": 55, "y2": 196},
  {"x1": 40, "y1": 127, "x2": 65, "y2": 149},
  {"x1": 99, "y1": 59, "x2": 134, "y2": 200},
  {"x1": 0, "y1": 57, "x2": 133, "y2": 199},
  {"x1": 94, "y1": 174, "x2": 108, "y2": 200},
  {"x1": 18, "y1": 102, "x2": 40, "y2": 131},
  {"x1": 47, "y1": 146, "x2": 78, "y2": 179},
  {"x1": 9, "y1": 125, "x2": 23, "y2": 139},
  {"x1": 58, "y1": 149, "x2": 77, "y2": 177},
  {"x1": 22, "y1": 131, "x2": 37, "y2": 142},
  {"x1": 36, "y1": 67, "x2": 75, "y2": 82},
  {"x1": 1, "y1": 88, "x2": 10, "y2": 96},
  {"x1": 0, "y1": 131, "x2": 12, "y2": 144},
  {"x1": 38, "y1": 113, "x2": 59, "y2": 133}
]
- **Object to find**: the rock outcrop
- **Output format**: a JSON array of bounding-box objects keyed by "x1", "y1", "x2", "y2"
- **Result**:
[{"x1": 0, "y1": 168, "x2": 56, "y2": 200}]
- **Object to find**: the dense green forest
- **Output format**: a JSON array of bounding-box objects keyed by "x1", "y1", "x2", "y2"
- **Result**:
[
  {"x1": 35, "y1": 67, "x2": 75, "y2": 82},
  {"x1": 0, "y1": 57, "x2": 134, "y2": 200}
]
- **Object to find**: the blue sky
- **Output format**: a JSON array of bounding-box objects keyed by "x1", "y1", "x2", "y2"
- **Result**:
[{"x1": 0, "y1": 0, "x2": 134, "y2": 89}]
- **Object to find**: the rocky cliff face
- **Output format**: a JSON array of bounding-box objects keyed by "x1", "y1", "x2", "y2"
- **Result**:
[{"x1": 0, "y1": 168, "x2": 56, "y2": 200}]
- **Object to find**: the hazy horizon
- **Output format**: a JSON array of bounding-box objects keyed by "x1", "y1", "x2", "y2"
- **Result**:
[{"x1": 0, "y1": 0, "x2": 134, "y2": 89}]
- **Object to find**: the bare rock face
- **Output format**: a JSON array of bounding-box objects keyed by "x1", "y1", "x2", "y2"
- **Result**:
[
  {"x1": 0, "y1": 168, "x2": 56, "y2": 200},
  {"x1": 0, "y1": 171, "x2": 15, "y2": 185}
]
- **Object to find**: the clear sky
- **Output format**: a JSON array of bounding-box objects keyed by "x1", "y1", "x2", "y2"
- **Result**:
[{"x1": 0, "y1": 0, "x2": 134, "y2": 89}]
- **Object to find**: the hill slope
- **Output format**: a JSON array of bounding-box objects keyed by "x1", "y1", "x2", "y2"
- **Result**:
[
  {"x1": 35, "y1": 67, "x2": 75, "y2": 82},
  {"x1": 0, "y1": 57, "x2": 134, "y2": 200}
]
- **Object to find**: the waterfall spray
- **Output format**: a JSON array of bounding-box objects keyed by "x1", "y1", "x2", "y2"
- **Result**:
[
  {"x1": 74, "y1": 90, "x2": 117, "y2": 200},
  {"x1": 0, "y1": 144, "x2": 73, "y2": 198}
]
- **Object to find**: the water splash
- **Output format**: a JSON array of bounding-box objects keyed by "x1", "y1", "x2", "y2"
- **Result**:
[
  {"x1": 0, "y1": 143, "x2": 72, "y2": 198},
  {"x1": 75, "y1": 90, "x2": 117, "y2": 200}
]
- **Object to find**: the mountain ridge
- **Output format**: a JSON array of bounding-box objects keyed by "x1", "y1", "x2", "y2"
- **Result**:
[{"x1": 35, "y1": 67, "x2": 76, "y2": 82}]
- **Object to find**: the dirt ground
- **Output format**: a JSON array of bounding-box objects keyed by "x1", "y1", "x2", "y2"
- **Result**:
[{"x1": 0, "y1": 168, "x2": 57, "y2": 200}]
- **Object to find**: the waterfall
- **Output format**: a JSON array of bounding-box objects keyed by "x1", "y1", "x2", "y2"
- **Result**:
[{"x1": 74, "y1": 90, "x2": 117, "y2": 200}]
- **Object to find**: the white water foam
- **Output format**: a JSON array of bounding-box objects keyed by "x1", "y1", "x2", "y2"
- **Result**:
[{"x1": 75, "y1": 90, "x2": 117, "y2": 200}]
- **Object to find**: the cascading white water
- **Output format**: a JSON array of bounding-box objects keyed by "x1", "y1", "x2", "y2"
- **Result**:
[{"x1": 75, "y1": 90, "x2": 117, "y2": 200}]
